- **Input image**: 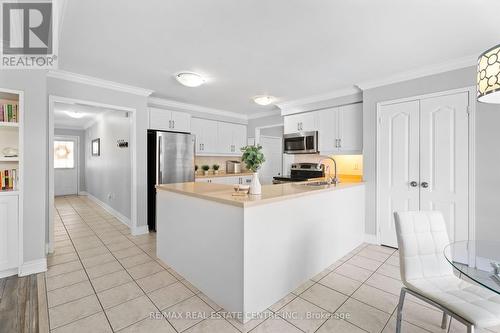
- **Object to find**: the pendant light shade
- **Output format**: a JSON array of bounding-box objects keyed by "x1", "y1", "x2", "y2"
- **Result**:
[{"x1": 477, "y1": 44, "x2": 500, "y2": 103}]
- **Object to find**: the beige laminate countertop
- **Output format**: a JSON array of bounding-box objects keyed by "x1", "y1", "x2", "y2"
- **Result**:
[
  {"x1": 195, "y1": 172, "x2": 254, "y2": 179},
  {"x1": 156, "y1": 181, "x2": 364, "y2": 207}
]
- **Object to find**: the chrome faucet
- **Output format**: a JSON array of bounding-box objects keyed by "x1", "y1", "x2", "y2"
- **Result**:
[{"x1": 320, "y1": 156, "x2": 339, "y2": 185}]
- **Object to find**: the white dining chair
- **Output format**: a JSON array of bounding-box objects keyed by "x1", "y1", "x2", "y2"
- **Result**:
[{"x1": 394, "y1": 211, "x2": 500, "y2": 333}]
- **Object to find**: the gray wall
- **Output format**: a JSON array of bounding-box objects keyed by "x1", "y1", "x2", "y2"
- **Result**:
[
  {"x1": 85, "y1": 112, "x2": 131, "y2": 220},
  {"x1": 54, "y1": 128, "x2": 86, "y2": 191},
  {"x1": 247, "y1": 114, "x2": 283, "y2": 138},
  {"x1": 0, "y1": 71, "x2": 47, "y2": 263},
  {"x1": 363, "y1": 66, "x2": 500, "y2": 241},
  {"x1": 260, "y1": 126, "x2": 284, "y2": 138}
]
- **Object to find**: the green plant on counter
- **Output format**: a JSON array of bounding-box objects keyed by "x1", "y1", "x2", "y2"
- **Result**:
[
  {"x1": 195, "y1": 165, "x2": 198, "y2": 171},
  {"x1": 212, "y1": 164, "x2": 220, "y2": 171},
  {"x1": 240, "y1": 145, "x2": 265, "y2": 172},
  {"x1": 201, "y1": 165, "x2": 210, "y2": 171}
]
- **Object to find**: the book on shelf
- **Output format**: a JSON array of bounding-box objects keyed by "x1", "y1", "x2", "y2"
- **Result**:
[
  {"x1": 0, "y1": 103, "x2": 19, "y2": 123},
  {"x1": 0, "y1": 169, "x2": 17, "y2": 191}
]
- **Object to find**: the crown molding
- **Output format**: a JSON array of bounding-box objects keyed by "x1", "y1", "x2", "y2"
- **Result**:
[
  {"x1": 47, "y1": 70, "x2": 154, "y2": 96},
  {"x1": 247, "y1": 109, "x2": 282, "y2": 120},
  {"x1": 276, "y1": 87, "x2": 361, "y2": 115},
  {"x1": 148, "y1": 97, "x2": 248, "y2": 120},
  {"x1": 356, "y1": 55, "x2": 477, "y2": 91}
]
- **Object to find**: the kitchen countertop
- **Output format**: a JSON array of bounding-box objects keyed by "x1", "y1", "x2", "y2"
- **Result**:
[
  {"x1": 195, "y1": 172, "x2": 254, "y2": 178},
  {"x1": 156, "y1": 181, "x2": 364, "y2": 207}
]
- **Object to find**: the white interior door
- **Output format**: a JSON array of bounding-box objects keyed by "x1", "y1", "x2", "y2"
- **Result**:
[
  {"x1": 378, "y1": 100, "x2": 420, "y2": 247},
  {"x1": 419, "y1": 92, "x2": 469, "y2": 243},
  {"x1": 259, "y1": 136, "x2": 283, "y2": 184},
  {"x1": 54, "y1": 137, "x2": 78, "y2": 196}
]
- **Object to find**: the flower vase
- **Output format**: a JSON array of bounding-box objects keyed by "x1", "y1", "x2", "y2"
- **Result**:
[{"x1": 249, "y1": 172, "x2": 262, "y2": 195}]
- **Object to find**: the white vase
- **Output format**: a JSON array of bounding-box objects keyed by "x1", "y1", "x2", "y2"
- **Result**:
[{"x1": 249, "y1": 172, "x2": 262, "y2": 195}]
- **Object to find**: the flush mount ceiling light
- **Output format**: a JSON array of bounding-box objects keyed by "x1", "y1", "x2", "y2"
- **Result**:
[
  {"x1": 65, "y1": 110, "x2": 85, "y2": 119},
  {"x1": 253, "y1": 95, "x2": 276, "y2": 106},
  {"x1": 477, "y1": 44, "x2": 500, "y2": 104},
  {"x1": 175, "y1": 72, "x2": 206, "y2": 87}
]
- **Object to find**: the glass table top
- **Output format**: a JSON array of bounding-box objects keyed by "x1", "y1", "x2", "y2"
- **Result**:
[{"x1": 444, "y1": 240, "x2": 500, "y2": 295}]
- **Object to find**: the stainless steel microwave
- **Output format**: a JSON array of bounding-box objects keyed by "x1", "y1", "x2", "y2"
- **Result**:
[{"x1": 283, "y1": 131, "x2": 319, "y2": 154}]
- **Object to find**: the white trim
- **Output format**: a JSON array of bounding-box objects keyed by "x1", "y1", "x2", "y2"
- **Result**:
[
  {"x1": 54, "y1": 124, "x2": 86, "y2": 131},
  {"x1": 18, "y1": 258, "x2": 47, "y2": 276},
  {"x1": 85, "y1": 192, "x2": 131, "y2": 227},
  {"x1": 0, "y1": 268, "x2": 17, "y2": 279},
  {"x1": 149, "y1": 97, "x2": 247, "y2": 121},
  {"x1": 132, "y1": 225, "x2": 149, "y2": 236},
  {"x1": 375, "y1": 86, "x2": 477, "y2": 246},
  {"x1": 364, "y1": 233, "x2": 378, "y2": 245},
  {"x1": 54, "y1": 135, "x2": 80, "y2": 196},
  {"x1": 356, "y1": 55, "x2": 477, "y2": 90},
  {"x1": 276, "y1": 87, "x2": 361, "y2": 115},
  {"x1": 47, "y1": 70, "x2": 154, "y2": 96},
  {"x1": 246, "y1": 109, "x2": 281, "y2": 120}
]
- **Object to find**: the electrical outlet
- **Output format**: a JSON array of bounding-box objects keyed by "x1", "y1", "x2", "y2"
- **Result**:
[
  {"x1": 354, "y1": 163, "x2": 359, "y2": 170},
  {"x1": 107, "y1": 193, "x2": 112, "y2": 200}
]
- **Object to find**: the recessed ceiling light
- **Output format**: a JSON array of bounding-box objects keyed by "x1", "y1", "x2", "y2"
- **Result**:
[
  {"x1": 253, "y1": 95, "x2": 276, "y2": 106},
  {"x1": 175, "y1": 72, "x2": 206, "y2": 87},
  {"x1": 65, "y1": 111, "x2": 85, "y2": 119}
]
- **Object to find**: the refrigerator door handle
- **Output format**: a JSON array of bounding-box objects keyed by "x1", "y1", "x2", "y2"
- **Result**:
[{"x1": 157, "y1": 135, "x2": 162, "y2": 185}]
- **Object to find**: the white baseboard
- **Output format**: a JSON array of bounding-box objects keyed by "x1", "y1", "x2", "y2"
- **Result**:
[
  {"x1": 78, "y1": 191, "x2": 88, "y2": 195},
  {"x1": 132, "y1": 225, "x2": 149, "y2": 236},
  {"x1": 0, "y1": 268, "x2": 18, "y2": 278},
  {"x1": 19, "y1": 258, "x2": 47, "y2": 276},
  {"x1": 364, "y1": 233, "x2": 378, "y2": 245},
  {"x1": 85, "y1": 192, "x2": 131, "y2": 227}
]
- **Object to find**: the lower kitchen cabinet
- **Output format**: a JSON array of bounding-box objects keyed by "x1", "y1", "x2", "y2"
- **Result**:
[
  {"x1": 195, "y1": 175, "x2": 252, "y2": 185},
  {"x1": 0, "y1": 194, "x2": 18, "y2": 273}
]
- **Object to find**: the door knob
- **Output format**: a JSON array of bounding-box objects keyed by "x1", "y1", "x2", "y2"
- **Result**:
[
  {"x1": 410, "y1": 181, "x2": 418, "y2": 187},
  {"x1": 421, "y1": 182, "x2": 429, "y2": 188}
]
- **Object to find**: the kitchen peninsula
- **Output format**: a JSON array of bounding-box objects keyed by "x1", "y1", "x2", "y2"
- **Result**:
[{"x1": 156, "y1": 181, "x2": 365, "y2": 322}]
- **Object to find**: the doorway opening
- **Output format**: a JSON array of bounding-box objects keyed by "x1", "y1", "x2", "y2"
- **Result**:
[{"x1": 255, "y1": 124, "x2": 284, "y2": 184}]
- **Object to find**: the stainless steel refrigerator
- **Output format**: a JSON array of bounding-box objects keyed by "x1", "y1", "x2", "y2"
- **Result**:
[{"x1": 147, "y1": 130, "x2": 195, "y2": 231}]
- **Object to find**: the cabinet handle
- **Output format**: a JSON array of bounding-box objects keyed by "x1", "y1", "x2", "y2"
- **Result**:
[
  {"x1": 168, "y1": 120, "x2": 172, "y2": 128},
  {"x1": 172, "y1": 120, "x2": 175, "y2": 128},
  {"x1": 338, "y1": 138, "x2": 341, "y2": 148},
  {"x1": 421, "y1": 182, "x2": 429, "y2": 188},
  {"x1": 410, "y1": 181, "x2": 418, "y2": 187}
]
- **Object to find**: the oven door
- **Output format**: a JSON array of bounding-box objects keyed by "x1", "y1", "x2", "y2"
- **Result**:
[{"x1": 283, "y1": 131, "x2": 318, "y2": 154}]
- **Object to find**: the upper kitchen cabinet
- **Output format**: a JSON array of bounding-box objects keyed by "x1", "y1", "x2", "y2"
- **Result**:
[
  {"x1": 191, "y1": 118, "x2": 219, "y2": 154},
  {"x1": 149, "y1": 107, "x2": 191, "y2": 133},
  {"x1": 317, "y1": 107, "x2": 339, "y2": 153},
  {"x1": 284, "y1": 112, "x2": 317, "y2": 134},
  {"x1": 219, "y1": 122, "x2": 247, "y2": 154},
  {"x1": 337, "y1": 103, "x2": 362, "y2": 153}
]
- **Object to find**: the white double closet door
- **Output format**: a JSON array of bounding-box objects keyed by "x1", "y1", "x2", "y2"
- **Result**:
[{"x1": 378, "y1": 91, "x2": 470, "y2": 248}]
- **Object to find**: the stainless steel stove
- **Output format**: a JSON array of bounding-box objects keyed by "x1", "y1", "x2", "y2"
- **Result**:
[{"x1": 273, "y1": 163, "x2": 324, "y2": 184}]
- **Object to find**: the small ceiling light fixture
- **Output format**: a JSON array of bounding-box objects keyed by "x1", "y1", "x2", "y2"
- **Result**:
[
  {"x1": 65, "y1": 111, "x2": 85, "y2": 119},
  {"x1": 175, "y1": 72, "x2": 206, "y2": 87},
  {"x1": 477, "y1": 44, "x2": 500, "y2": 103},
  {"x1": 253, "y1": 95, "x2": 276, "y2": 106}
]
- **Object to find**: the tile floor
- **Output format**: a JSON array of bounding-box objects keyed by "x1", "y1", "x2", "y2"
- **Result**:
[{"x1": 44, "y1": 195, "x2": 500, "y2": 333}]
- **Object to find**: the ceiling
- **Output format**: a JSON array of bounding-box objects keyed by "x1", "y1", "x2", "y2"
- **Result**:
[
  {"x1": 58, "y1": 0, "x2": 500, "y2": 115},
  {"x1": 54, "y1": 102, "x2": 106, "y2": 130}
]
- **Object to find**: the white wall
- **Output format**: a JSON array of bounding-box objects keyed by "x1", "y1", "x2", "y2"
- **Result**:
[
  {"x1": 260, "y1": 126, "x2": 283, "y2": 138},
  {"x1": 54, "y1": 128, "x2": 86, "y2": 191},
  {"x1": 85, "y1": 111, "x2": 131, "y2": 219}
]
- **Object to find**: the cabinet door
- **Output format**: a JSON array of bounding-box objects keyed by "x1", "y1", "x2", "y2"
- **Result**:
[
  {"x1": 317, "y1": 107, "x2": 339, "y2": 154},
  {"x1": 299, "y1": 112, "x2": 317, "y2": 132},
  {"x1": 338, "y1": 103, "x2": 362, "y2": 153},
  {"x1": 232, "y1": 124, "x2": 247, "y2": 153},
  {"x1": 242, "y1": 176, "x2": 253, "y2": 184},
  {"x1": 171, "y1": 110, "x2": 191, "y2": 133},
  {"x1": 218, "y1": 122, "x2": 233, "y2": 154},
  {"x1": 202, "y1": 120, "x2": 219, "y2": 153},
  {"x1": 191, "y1": 118, "x2": 204, "y2": 154},
  {"x1": 284, "y1": 114, "x2": 301, "y2": 133},
  {"x1": 149, "y1": 108, "x2": 172, "y2": 131},
  {"x1": 0, "y1": 195, "x2": 18, "y2": 271},
  {"x1": 195, "y1": 177, "x2": 211, "y2": 183}
]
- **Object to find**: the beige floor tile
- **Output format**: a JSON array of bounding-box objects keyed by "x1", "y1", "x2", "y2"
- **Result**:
[
  {"x1": 316, "y1": 318, "x2": 366, "y2": 333},
  {"x1": 47, "y1": 252, "x2": 79, "y2": 267},
  {"x1": 376, "y1": 262, "x2": 401, "y2": 280},
  {"x1": 167, "y1": 268, "x2": 184, "y2": 280},
  {"x1": 97, "y1": 281, "x2": 144, "y2": 309},
  {"x1": 198, "y1": 292, "x2": 223, "y2": 311},
  {"x1": 148, "y1": 281, "x2": 195, "y2": 310},
  {"x1": 401, "y1": 300, "x2": 449, "y2": 333},
  {"x1": 319, "y1": 272, "x2": 362, "y2": 296},
  {"x1": 184, "y1": 317, "x2": 239, "y2": 333},
  {"x1": 51, "y1": 244, "x2": 75, "y2": 255},
  {"x1": 291, "y1": 279, "x2": 315, "y2": 295},
  {"x1": 91, "y1": 269, "x2": 133, "y2": 292},
  {"x1": 47, "y1": 260, "x2": 84, "y2": 278},
  {"x1": 180, "y1": 279, "x2": 201, "y2": 294},
  {"x1": 365, "y1": 244, "x2": 396, "y2": 255},
  {"x1": 383, "y1": 314, "x2": 435, "y2": 333},
  {"x1": 118, "y1": 317, "x2": 177, "y2": 333},
  {"x1": 347, "y1": 255, "x2": 384, "y2": 272},
  {"x1": 335, "y1": 263, "x2": 373, "y2": 282},
  {"x1": 365, "y1": 273, "x2": 403, "y2": 296},
  {"x1": 112, "y1": 245, "x2": 144, "y2": 259},
  {"x1": 135, "y1": 270, "x2": 177, "y2": 293},
  {"x1": 268, "y1": 293, "x2": 296, "y2": 312},
  {"x1": 336, "y1": 298, "x2": 390, "y2": 333},
  {"x1": 126, "y1": 261, "x2": 164, "y2": 279},
  {"x1": 77, "y1": 246, "x2": 110, "y2": 259},
  {"x1": 86, "y1": 260, "x2": 124, "y2": 279},
  {"x1": 300, "y1": 283, "x2": 348, "y2": 313},
  {"x1": 357, "y1": 248, "x2": 392, "y2": 262},
  {"x1": 49, "y1": 294, "x2": 102, "y2": 329},
  {"x1": 46, "y1": 269, "x2": 88, "y2": 291},
  {"x1": 105, "y1": 295, "x2": 158, "y2": 331},
  {"x1": 251, "y1": 316, "x2": 303, "y2": 333},
  {"x1": 278, "y1": 297, "x2": 330, "y2": 333},
  {"x1": 163, "y1": 296, "x2": 214, "y2": 332},
  {"x1": 48, "y1": 280, "x2": 95, "y2": 308},
  {"x1": 119, "y1": 253, "x2": 152, "y2": 269},
  {"x1": 82, "y1": 252, "x2": 117, "y2": 268},
  {"x1": 223, "y1": 310, "x2": 273, "y2": 333},
  {"x1": 311, "y1": 268, "x2": 331, "y2": 282},
  {"x1": 351, "y1": 284, "x2": 399, "y2": 314},
  {"x1": 51, "y1": 311, "x2": 112, "y2": 333}
]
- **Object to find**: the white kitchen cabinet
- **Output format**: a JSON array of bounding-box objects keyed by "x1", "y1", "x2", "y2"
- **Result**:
[
  {"x1": 317, "y1": 108, "x2": 339, "y2": 153},
  {"x1": 0, "y1": 195, "x2": 18, "y2": 272},
  {"x1": 284, "y1": 112, "x2": 317, "y2": 134},
  {"x1": 149, "y1": 108, "x2": 191, "y2": 133},
  {"x1": 191, "y1": 118, "x2": 219, "y2": 154},
  {"x1": 195, "y1": 175, "x2": 252, "y2": 185},
  {"x1": 219, "y1": 122, "x2": 247, "y2": 155}
]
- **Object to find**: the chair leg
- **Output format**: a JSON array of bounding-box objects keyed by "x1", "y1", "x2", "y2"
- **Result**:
[
  {"x1": 396, "y1": 288, "x2": 406, "y2": 333},
  {"x1": 441, "y1": 312, "x2": 448, "y2": 329},
  {"x1": 467, "y1": 324, "x2": 474, "y2": 333}
]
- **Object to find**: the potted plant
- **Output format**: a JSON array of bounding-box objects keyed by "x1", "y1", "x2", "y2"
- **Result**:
[
  {"x1": 195, "y1": 165, "x2": 198, "y2": 175},
  {"x1": 201, "y1": 165, "x2": 210, "y2": 176},
  {"x1": 241, "y1": 145, "x2": 265, "y2": 195},
  {"x1": 213, "y1": 164, "x2": 220, "y2": 175}
]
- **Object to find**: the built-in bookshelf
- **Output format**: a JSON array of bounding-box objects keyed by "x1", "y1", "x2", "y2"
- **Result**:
[{"x1": 0, "y1": 91, "x2": 20, "y2": 193}]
